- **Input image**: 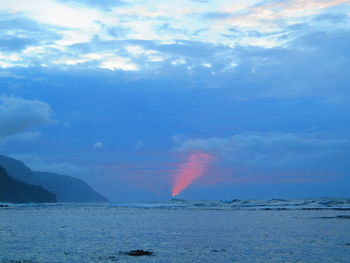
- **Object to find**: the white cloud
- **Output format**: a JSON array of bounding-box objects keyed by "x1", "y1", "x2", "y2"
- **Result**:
[
  {"x1": 99, "y1": 56, "x2": 138, "y2": 71},
  {"x1": 1, "y1": 0, "x2": 101, "y2": 28},
  {"x1": 148, "y1": 55, "x2": 165, "y2": 62},
  {"x1": 171, "y1": 58, "x2": 187, "y2": 65},
  {"x1": 93, "y1": 141, "x2": 103, "y2": 149},
  {"x1": 134, "y1": 140, "x2": 145, "y2": 149},
  {"x1": 126, "y1": 45, "x2": 166, "y2": 62},
  {"x1": 7, "y1": 131, "x2": 41, "y2": 140},
  {"x1": 0, "y1": 71, "x2": 24, "y2": 79},
  {"x1": 0, "y1": 0, "x2": 349, "y2": 70},
  {"x1": 201, "y1": 62, "x2": 212, "y2": 68},
  {"x1": 217, "y1": 0, "x2": 350, "y2": 29}
]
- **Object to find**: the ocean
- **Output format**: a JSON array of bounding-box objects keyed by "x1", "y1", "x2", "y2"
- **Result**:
[{"x1": 1, "y1": 198, "x2": 350, "y2": 262}]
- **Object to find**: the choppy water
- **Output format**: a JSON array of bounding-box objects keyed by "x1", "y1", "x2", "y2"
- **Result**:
[{"x1": 1, "y1": 198, "x2": 350, "y2": 262}]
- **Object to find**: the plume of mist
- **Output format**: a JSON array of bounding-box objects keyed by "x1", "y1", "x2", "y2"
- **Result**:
[{"x1": 172, "y1": 151, "x2": 213, "y2": 197}]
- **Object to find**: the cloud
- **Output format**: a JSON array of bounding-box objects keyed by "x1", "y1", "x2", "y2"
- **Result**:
[
  {"x1": 0, "y1": 11, "x2": 60, "y2": 52},
  {"x1": 58, "y1": 0, "x2": 127, "y2": 11},
  {"x1": 0, "y1": 1, "x2": 349, "y2": 102},
  {"x1": 0, "y1": 71, "x2": 24, "y2": 79},
  {"x1": 175, "y1": 132, "x2": 350, "y2": 175},
  {"x1": 209, "y1": 0, "x2": 350, "y2": 26},
  {"x1": 6, "y1": 131, "x2": 41, "y2": 141},
  {"x1": 0, "y1": 25, "x2": 348, "y2": 101},
  {"x1": 0, "y1": 96, "x2": 53, "y2": 138},
  {"x1": 0, "y1": 36, "x2": 37, "y2": 52},
  {"x1": 0, "y1": 131, "x2": 41, "y2": 146},
  {"x1": 99, "y1": 56, "x2": 138, "y2": 71},
  {"x1": 134, "y1": 140, "x2": 145, "y2": 149},
  {"x1": 315, "y1": 13, "x2": 349, "y2": 23},
  {"x1": 191, "y1": 0, "x2": 210, "y2": 3},
  {"x1": 93, "y1": 141, "x2": 103, "y2": 149}
]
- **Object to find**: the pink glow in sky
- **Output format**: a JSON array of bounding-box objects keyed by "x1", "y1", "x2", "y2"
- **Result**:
[{"x1": 172, "y1": 152, "x2": 213, "y2": 197}]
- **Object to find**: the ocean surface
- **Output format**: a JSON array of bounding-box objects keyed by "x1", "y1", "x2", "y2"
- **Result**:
[{"x1": 1, "y1": 198, "x2": 350, "y2": 263}]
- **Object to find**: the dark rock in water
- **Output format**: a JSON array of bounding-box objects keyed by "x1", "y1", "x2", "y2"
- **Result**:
[
  {"x1": 94, "y1": 255, "x2": 119, "y2": 261},
  {"x1": 304, "y1": 207, "x2": 350, "y2": 211},
  {"x1": 0, "y1": 204, "x2": 10, "y2": 207},
  {"x1": 0, "y1": 167, "x2": 56, "y2": 203},
  {"x1": 2, "y1": 260, "x2": 36, "y2": 263},
  {"x1": 318, "y1": 215, "x2": 350, "y2": 219},
  {"x1": 261, "y1": 208, "x2": 289, "y2": 211},
  {"x1": 126, "y1": 250, "x2": 154, "y2": 256},
  {"x1": 337, "y1": 215, "x2": 350, "y2": 219},
  {"x1": 211, "y1": 249, "x2": 227, "y2": 253}
]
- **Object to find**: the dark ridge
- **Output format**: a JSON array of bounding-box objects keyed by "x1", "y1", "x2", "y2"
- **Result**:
[
  {"x1": 0, "y1": 154, "x2": 108, "y2": 203},
  {"x1": 0, "y1": 166, "x2": 56, "y2": 203},
  {"x1": 35, "y1": 171, "x2": 108, "y2": 202},
  {"x1": 0, "y1": 155, "x2": 41, "y2": 185}
]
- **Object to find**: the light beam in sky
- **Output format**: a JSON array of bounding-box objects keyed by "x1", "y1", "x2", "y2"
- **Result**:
[{"x1": 171, "y1": 151, "x2": 213, "y2": 197}]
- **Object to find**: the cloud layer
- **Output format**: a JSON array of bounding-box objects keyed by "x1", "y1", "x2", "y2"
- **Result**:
[
  {"x1": 175, "y1": 132, "x2": 350, "y2": 177},
  {"x1": 0, "y1": 0, "x2": 349, "y2": 72},
  {"x1": 0, "y1": 97, "x2": 53, "y2": 139}
]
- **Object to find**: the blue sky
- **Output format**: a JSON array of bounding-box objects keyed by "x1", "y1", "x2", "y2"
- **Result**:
[{"x1": 0, "y1": 0, "x2": 349, "y2": 201}]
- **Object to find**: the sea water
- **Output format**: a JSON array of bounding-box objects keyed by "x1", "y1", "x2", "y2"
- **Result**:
[{"x1": 1, "y1": 198, "x2": 350, "y2": 263}]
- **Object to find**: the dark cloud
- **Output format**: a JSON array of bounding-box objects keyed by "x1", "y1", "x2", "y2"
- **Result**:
[
  {"x1": 0, "y1": 12, "x2": 60, "y2": 52},
  {"x1": 225, "y1": 27, "x2": 286, "y2": 38},
  {"x1": 151, "y1": 40, "x2": 226, "y2": 58},
  {"x1": 68, "y1": 38, "x2": 227, "y2": 59},
  {"x1": 176, "y1": 132, "x2": 350, "y2": 175},
  {"x1": 0, "y1": 36, "x2": 37, "y2": 52},
  {"x1": 191, "y1": 0, "x2": 210, "y2": 3},
  {"x1": 315, "y1": 14, "x2": 348, "y2": 23},
  {"x1": 104, "y1": 25, "x2": 130, "y2": 38},
  {"x1": 202, "y1": 11, "x2": 232, "y2": 20},
  {"x1": 58, "y1": 27, "x2": 350, "y2": 102},
  {"x1": 0, "y1": 97, "x2": 53, "y2": 138},
  {"x1": 201, "y1": 29, "x2": 350, "y2": 101},
  {"x1": 156, "y1": 23, "x2": 187, "y2": 35}
]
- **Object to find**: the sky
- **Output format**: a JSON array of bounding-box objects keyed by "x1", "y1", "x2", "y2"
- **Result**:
[{"x1": 0, "y1": 0, "x2": 350, "y2": 201}]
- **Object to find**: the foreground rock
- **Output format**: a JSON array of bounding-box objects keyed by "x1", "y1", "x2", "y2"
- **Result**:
[{"x1": 126, "y1": 250, "x2": 154, "y2": 256}]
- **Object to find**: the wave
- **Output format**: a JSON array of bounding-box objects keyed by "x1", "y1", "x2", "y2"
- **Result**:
[{"x1": 2, "y1": 197, "x2": 350, "y2": 211}]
